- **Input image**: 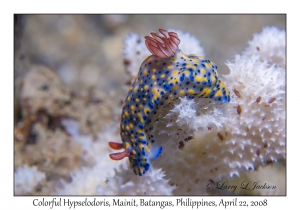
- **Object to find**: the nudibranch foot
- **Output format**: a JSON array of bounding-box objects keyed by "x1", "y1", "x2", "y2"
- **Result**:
[{"x1": 148, "y1": 146, "x2": 163, "y2": 160}]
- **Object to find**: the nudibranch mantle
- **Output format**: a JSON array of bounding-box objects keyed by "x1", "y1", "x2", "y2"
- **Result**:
[{"x1": 109, "y1": 29, "x2": 230, "y2": 176}]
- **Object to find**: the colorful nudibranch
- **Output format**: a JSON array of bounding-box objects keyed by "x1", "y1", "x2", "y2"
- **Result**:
[{"x1": 109, "y1": 29, "x2": 230, "y2": 176}]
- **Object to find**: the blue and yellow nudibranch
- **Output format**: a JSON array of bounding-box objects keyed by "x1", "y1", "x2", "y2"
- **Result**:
[{"x1": 109, "y1": 29, "x2": 230, "y2": 176}]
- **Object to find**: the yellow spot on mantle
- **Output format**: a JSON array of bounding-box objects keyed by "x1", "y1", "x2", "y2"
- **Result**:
[
  {"x1": 220, "y1": 80, "x2": 226, "y2": 88},
  {"x1": 205, "y1": 63, "x2": 212, "y2": 69},
  {"x1": 140, "y1": 117, "x2": 144, "y2": 124},
  {"x1": 211, "y1": 74, "x2": 216, "y2": 83},
  {"x1": 145, "y1": 146, "x2": 150, "y2": 153},
  {"x1": 215, "y1": 90, "x2": 222, "y2": 97},
  {"x1": 202, "y1": 87, "x2": 211, "y2": 97},
  {"x1": 188, "y1": 89, "x2": 195, "y2": 95},
  {"x1": 179, "y1": 90, "x2": 185, "y2": 97},
  {"x1": 201, "y1": 68, "x2": 206, "y2": 75},
  {"x1": 146, "y1": 57, "x2": 152, "y2": 63},
  {"x1": 195, "y1": 76, "x2": 208, "y2": 83},
  {"x1": 172, "y1": 77, "x2": 179, "y2": 84},
  {"x1": 144, "y1": 108, "x2": 150, "y2": 115},
  {"x1": 172, "y1": 86, "x2": 178, "y2": 91},
  {"x1": 124, "y1": 111, "x2": 129, "y2": 117}
]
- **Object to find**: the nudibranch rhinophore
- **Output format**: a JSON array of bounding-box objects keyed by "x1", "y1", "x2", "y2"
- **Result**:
[{"x1": 109, "y1": 29, "x2": 230, "y2": 176}]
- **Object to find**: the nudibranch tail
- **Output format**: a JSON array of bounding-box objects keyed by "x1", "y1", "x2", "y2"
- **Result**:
[{"x1": 145, "y1": 28, "x2": 180, "y2": 59}]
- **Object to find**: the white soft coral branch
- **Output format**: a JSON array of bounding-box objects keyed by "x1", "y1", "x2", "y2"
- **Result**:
[{"x1": 56, "y1": 27, "x2": 285, "y2": 196}]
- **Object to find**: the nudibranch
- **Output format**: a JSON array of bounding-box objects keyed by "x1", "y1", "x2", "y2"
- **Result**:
[{"x1": 109, "y1": 29, "x2": 230, "y2": 176}]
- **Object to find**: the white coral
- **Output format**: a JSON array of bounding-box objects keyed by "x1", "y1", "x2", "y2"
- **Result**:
[
  {"x1": 96, "y1": 166, "x2": 175, "y2": 195},
  {"x1": 243, "y1": 26, "x2": 286, "y2": 67},
  {"x1": 123, "y1": 29, "x2": 205, "y2": 76},
  {"x1": 169, "y1": 29, "x2": 205, "y2": 57},
  {"x1": 57, "y1": 27, "x2": 285, "y2": 195},
  {"x1": 56, "y1": 164, "x2": 110, "y2": 195},
  {"x1": 15, "y1": 165, "x2": 45, "y2": 195},
  {"x1": 224, "y1": 54, "x2": 286, "y2": 165},
  {"x1": 123, "y1": 33, "x2": 149, "y2": 76},
  {"x1": 165, "y1": 97, "x2": 229, "y2": 131},
  {"x1": 57, "y1": 120, "x2": 175, "y2": 195},
  {"x1": 243, "y1": 164, "x2": 286, "y2": 195},
  {"x1": 145, "y1": 27, "x2": 285, "y2": 195},
  {"x1": 56, "y1": 120, "x2": 127, "y2": 195},
  {"x1": 148, "y1": 52, "x2": 285, "y2": 195}
]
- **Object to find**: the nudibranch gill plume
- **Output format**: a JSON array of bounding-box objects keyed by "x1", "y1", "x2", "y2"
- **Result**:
[{"x1": 109, "y1": 29, "x2": 230, "y2": 176}]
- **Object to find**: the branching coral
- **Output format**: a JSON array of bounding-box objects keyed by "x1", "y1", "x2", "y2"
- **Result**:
[
  {"x1": 54, "y1": 27, "x2": 285, "y2": 195},
  {"x1": 123, "y1": 29, "x2": 205, "y2": 77},
  {"x1": 150, "y1": 54, "x2": 285, "y2": 195},
  {"x1": 243, "y1": 26, "x2": 286, "y2": 67},
  {"x1": 15, "y1": 165, "x2": 45, "y2": 195},
  {"x1": 15, "y1": 27, "x2": 285, "y2": 196},
  {"x1": 56, "y1": 120, "x2": 175, "y2": 195},
  {"x1": 14, "y1": 65, "x2": 114, "y2": 195},
  {"x1": 114, "y1": 27, "x2": 285, "y2": 195},
  {"x1": 96, "y1": 166, "x2": 175, "y2": 195},
  {"x1": 56, "y1": 120, "x2": 126, "y2": 195}
]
